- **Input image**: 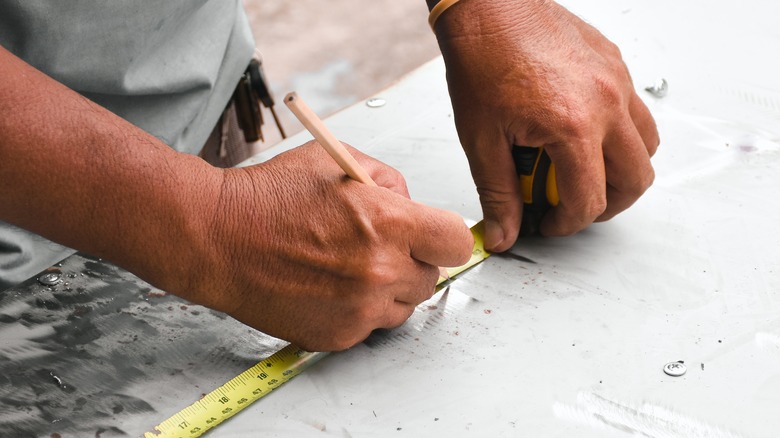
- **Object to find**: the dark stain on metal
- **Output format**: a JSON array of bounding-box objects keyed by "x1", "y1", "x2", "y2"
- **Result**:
[{"x1": 496, "y1": 252, "x2": 537, "y2": 264}]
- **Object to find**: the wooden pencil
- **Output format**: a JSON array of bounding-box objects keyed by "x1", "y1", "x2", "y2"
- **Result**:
[
  {"x1": 284, "y1": 92, "x2": 450, "y2": 280},
  {"x1": 284, "y1": 92, "x2": 377, "y2": 186}
]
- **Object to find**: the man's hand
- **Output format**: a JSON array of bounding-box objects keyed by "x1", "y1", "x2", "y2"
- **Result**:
[
  {"x1": 191, "y1": 142, "x2": 474, "y2": 351},
  {"x1": 432, "y1": 0, "x2": 660, "y2": 251},
  {"x1": 0, "y1": 47, "x2": 473, "y2": 353}
]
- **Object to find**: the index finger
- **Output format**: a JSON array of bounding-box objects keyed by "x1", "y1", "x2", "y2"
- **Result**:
[
  {"x1": 540, "y1": 138, "x2": 607, "y2": 236},
  {"x1": 349, "y1": 145, "x2": 412, "y2": 199}
]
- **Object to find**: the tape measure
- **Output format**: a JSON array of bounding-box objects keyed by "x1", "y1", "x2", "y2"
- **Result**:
[
  {"x1": 512, "y1": 145, "x2": 559, "y2": 236},
  {"x1": 143, "y1": 221, "x2": 491, "y2": 437}
]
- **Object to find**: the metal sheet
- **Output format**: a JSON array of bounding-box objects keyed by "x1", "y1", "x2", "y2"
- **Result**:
[
  {"x1": 0, "y1": 255, "x2": 286, "y2": 436},
  {"x1": 2, "y1": 0, "x2": 779, "y2": 436}
]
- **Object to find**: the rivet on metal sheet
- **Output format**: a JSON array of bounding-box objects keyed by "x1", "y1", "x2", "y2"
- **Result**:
[
  {"x1": 38, "y1": 272, "x2": 62, "y2": 286},
  {"x1": 645, "y1": 78, "x2": 669, "y2": 98},
  {"x1": 366, "y1": 97, "x2": 386, "y2": 108},
  {"x1": 663, "y1": 361, "x2": 686, "y2": 377}
]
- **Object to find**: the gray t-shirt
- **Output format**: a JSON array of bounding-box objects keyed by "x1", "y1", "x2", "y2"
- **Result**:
[{"x1": 0, "y1": 0, "x2": 255, "y2": 289}]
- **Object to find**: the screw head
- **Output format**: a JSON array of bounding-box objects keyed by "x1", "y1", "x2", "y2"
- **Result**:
[
  {"x1": 366, "y1": 97, "x2": 386, "y2": 108},
  {"x1": 38, "y1": 272, "x2": 62, "y2": 286},
  {"x1": 663, "y1": 361, "x2": 687, "y2": 377}
]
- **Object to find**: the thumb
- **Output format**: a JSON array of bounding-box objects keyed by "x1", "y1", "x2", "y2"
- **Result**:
[{"x1": 463, "y1": 135, "x2": 523, "y2": 252}]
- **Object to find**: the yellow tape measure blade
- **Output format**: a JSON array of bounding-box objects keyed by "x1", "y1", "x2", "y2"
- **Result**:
[
  {"x1": 143, "y1": 344, "x2": 325, "y2": 438},
  {"x1": 439, "y1": 220, "x2": 491, "y2": 285}
]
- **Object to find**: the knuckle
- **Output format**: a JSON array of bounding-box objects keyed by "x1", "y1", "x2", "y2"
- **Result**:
[
  {"x1": 391, "y1": 173, "x2": 409, "y2": 195},
  {"x1": 476, "y1": 185, "x2": 517, "y2": 210},
  {"x1": 367, "y1": 204, "x2": 401, "y2": 232},
  {"x1": 348, "y1": 272, "x2": 392, "y2": 313},
  {"x1": 556, "y1": 193, "x2": 607, "y2": 236},
  {"x1": 386, "y1": 166, "x2": 405, "y2": 186},
  {"x1": 323, "y1": 301, "x2": 384, "y2": 351},
  {"x1": 352, "y1": 299, "x2": 385, "y2": 325},
  {"x1": 624, "y1": 167, "x2": 655, "y2": 198},
  {"x1": 370, "y1": 161, "x2": 409, "y2": 195},
  {"x1": 647, "y1": 133, "x2": 661, "y2": 157},
  {"x1": 603, "y1": 40, "x2": 623, "y2": 59},
  {"x1": 556, "y1": 107, "x2": 593, "y2": 142},
  {"x1": 593, "y1": 75, "x2": 624, "y2": 108},
  {"x1": 358, "y1": 258, "x2": 395, "y2": 290},
  {"x1": 586, "y1": 192, "x2": 609, "y2": 219}
]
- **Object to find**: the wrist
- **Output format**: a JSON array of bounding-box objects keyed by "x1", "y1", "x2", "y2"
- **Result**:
[
  {"x1": 112, "y1": 150, "x2": 226, "y2": 305},
  {"x1": 427, "y1": 0, "x2": 464, "y2": 30},
  {"x1": 433, "y1": 0, "x2": 552, "y2": 53}
]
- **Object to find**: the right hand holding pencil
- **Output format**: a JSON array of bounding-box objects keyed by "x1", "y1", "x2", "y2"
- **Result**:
[{"x1": 190, "y1": 141, "x2": 473, "y2": 351}]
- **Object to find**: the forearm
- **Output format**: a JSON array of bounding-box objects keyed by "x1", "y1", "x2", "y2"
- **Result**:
[{"x1": 0, "y1": 46, "x2": 222, "y2": 291}]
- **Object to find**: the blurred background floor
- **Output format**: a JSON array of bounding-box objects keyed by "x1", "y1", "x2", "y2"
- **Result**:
[{"x1": 242, "y1": 0, "x2": 441, "y2": 151}]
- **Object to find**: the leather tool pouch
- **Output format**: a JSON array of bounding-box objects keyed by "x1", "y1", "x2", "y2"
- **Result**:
[
  {"x1": 234, "y1": 58, "x2": 282, "y2": 143},
  {"x1": 200, "y1": 58, "x2": 284, "y2": 168}
]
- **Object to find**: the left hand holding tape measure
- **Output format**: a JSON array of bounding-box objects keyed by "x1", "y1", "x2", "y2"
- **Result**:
[{"x1": 433, "y1": 0, "x2": 660, "y2": 252}]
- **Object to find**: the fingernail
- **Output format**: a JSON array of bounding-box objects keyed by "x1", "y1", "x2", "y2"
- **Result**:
[{"x1": 484, "y1": 219, "x2": 505, "y2": 251}]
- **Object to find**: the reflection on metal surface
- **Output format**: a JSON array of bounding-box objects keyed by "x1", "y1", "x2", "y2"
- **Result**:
[
  {"x1": 366, "y1": 97, "x2": 387, "y2": 108},
  {"x1": 554, "y1": 392, "x2": 744, "y2": 437},
  {"x1": 755, "y1": 331, "x2": 780, "y2": 349},
  {"x1": 363, "y1": 286, "x2": 479, "y2": 348},
  {"x1": 0, "y1": 254, "x2": 286, "y2": 437},
  {"x1": 645, "y1": 78, "x2": 669, "y2": 98}
]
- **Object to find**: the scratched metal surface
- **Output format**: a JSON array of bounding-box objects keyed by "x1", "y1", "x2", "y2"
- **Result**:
[
  {"x1": 0, "y1": 254, "x2": 287, "y2": 437},
  {"x1": 234, "y1": 1, "x2": 780, "y2": 437}
]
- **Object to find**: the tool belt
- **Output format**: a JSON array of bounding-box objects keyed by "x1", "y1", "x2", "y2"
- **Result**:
[{"x1": 199, "y1": 57, "x2": 286, "y2": 168}]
